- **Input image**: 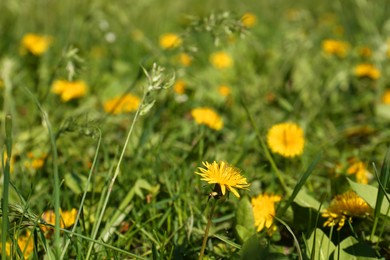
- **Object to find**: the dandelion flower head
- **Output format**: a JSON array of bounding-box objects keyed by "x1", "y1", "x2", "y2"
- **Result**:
[
  {"x1": 173, "y1": 80, "x2": 186, "y2": 95},
  {"x1": 41, "y1": 208, "x2": 78, "y2": 232},
  {"x1": 322, "y1": 39, "x2": 349, "y2": 58},
  {"x1": 322, "y1": 190, "x2": 371, "y2": 230},
  {"x1": 196, "y1": 161, "x2": 250, "y2": 198},
  {"x1": 191, "y1": 107, "x2": 223, "y2": 131},
  {"x1": 103, "y1": 94, "x2": 140, "y2": 114},
  {"x1": 21, "y1": 33, "x2": 52, "y2": 56},
  {"x1": 347, "y1": 159, "x2": 370, "y2": 184},
  {"x1": 51, "y1": 80, "x2": 87, "y2": 102},
  {"x1": 354, "y1": 63, "x2": 381, "y2": 80},
  {"x1": 241, "y1": 12, "x2": 257, "y2": 28},
  {"x1": 251, "y1": 193, "x2": 281, "y2": 233},
  {"x1": 210, "y1": 51, "x2": 233, "y2": 69},
  {"x1": 159, "y1": 33, "x2": 182, "y2": 49},
  {"x1": 177, "y1": 52, "x2": 192, "y2": 67},
  {"x1": 267, "y1": 122, "x2": 305, "y2": 158}
]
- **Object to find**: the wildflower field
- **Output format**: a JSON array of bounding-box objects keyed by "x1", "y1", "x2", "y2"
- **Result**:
[{"x1": 2, "y1": 0, "x2": 390, "y2": 259}]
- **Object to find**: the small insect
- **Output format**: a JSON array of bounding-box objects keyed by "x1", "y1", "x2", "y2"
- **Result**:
[{"x1": 208, "y1": 191, "x2": 220, "y2": 201}]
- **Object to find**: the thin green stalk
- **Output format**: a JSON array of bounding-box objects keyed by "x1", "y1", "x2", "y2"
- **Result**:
[
  {"x1": 60, "y1": 127, "x2": 102, "y2": 259},
  {"x1": 239, "y1": 95, "x2": 288, "y2": 193},
  {"x1": 23, "y1": 87, "x2": 61, "y2": 258},
  {"x1": 199, "y1": 199, "x2": 217, "y2": 260},
  {"x1": 85, "y1": 91, "x2": 147, "y2": 259},
  {"x1": 2, "y1": 114, "x2": 12, "y2": 260}
]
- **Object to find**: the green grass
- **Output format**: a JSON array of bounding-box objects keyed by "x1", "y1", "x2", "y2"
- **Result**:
[{"x1": 1, "y1": 0, "x2": 390, "y2": 259}]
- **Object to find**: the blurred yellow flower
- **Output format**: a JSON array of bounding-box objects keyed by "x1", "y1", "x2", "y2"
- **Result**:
[
  {"x1": 322, "y1": 190, "x2": 371, "y2": 230},
  {"x1": 173, "y1": 80, "x2": 186, "y2": 95},
  {"x1": 241, "y1": 12, "x2": 257, "y2": 28},
  {"x1": 20, "y1": 33, "x2": 52, "y2": 56},
  {"x1": 347, "y1": 159, "x2": 370, "y2": 184},
  {"x1": 267, "y1": 122, "x2": 305, "y2": 158},
  {"x1": 210, "y1": 51, "x2": 233, "y2": 69},
  {"x1": 177, "y1": 52, "x2": 192, "y2": 66},
  {"x1": 251, "y1": 193, "x2": 281, "y2": 233},
  {"x1": 41, "y1": 208, "x2": 78, "y2": 233},
  {"x1": 103, "y1": 94, "x2": 140, "y2": 114},
  {"x1": 159, "y1": 33, "x2": 182, "y2": 49},
  {"x1": 322, "y1": 39, "x2": 349, "y2": 57},
  {"x1": 382, "y1": 89, "x2": 390, "y2": 104},
  {"x1": 218, "y1": 85, "x2": 231, "y2": 97},
  {"x1": 354, "y1": 63, "x2": 381, "y2": 80},
  {"x1": 196, "y1": 161, "x2": 250, "y2": 198},
  {"x1": 358, "y1": 46, "x2": 372, "y2": 58},
  {"x1": 51, "y1": 80, "x2": 87, "y2": 102},
  {"x1": 24, "y1": 152, "x2": 47, "y2": 170},
  {"x1": 191, "y1": 107, "x2": 223, "y2": 130},
  {"x1": 3, "y1": 230, "x2": 34, "y2": 258}
]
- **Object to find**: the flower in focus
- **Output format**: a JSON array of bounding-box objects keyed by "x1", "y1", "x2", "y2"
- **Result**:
[
  {"x1": 191, "y1": 107, "x2": 223, "y2": 130},
  {"x1": 210, "y1": 51, "x2": 233, "y2": 69},
  {"x1": 177, "y1": 52, "x2": 192, "y2": 66},
  {"x1": 41, "y1": 208, "x2": 78, "y2": 233},
  {"x1": 51, "y1": 80, "x2": 87, "y2": 102},
  {"x1": 218, "y1": 85, "x2": 231, "y2": 97},
  {"x1": 267, "y1": 122, "x2": 305, "y2": 158},
  {"x1": 251, "y1": 193, "x2": 281, "y2": 233},
  {"x1": 322, "y1": 190, "x2": 371, "y2": 230},
  {"x1": 103, "y1": 94, "x2": 140, "y2": 114},
  {"x1": 173, "y1": 80, "x2": 186, "y2": 95},
  {"x1": 159, "y1": 33, "x2": 182, "y2": 49},
  {"x1": 241, "y1": 12, "x2": 257, "y2": 28},
  {"x1": 20, "y1": 33, "x2": 52, "y2": 56},
  {"x1": 196, "y1": 161, "x2": 250, "y2": 198},
  {"x1": 382, "y1": 89, "x2": 390, "y2": 104},
  {"x1": 354, "y1": 63, "x2": 381, "y2": 80},
  {"x1": 347, "y1": 159, "x2": 370, "y2": 184},
  {"x1": 322, "y1": 39, "x2": 349, "y2": 58}
]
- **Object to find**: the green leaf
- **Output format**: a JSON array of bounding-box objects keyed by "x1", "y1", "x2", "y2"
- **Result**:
[
  {"x1": 64, "y1": 172, "x2": 89, "y2": 195},
  {"x1": 332, "y1": 236, "x2": 377, "y2": 260},
  {"x1": 348, "y1": 179, "x2": 390, "y2": 216},
  {"x1": 306, "y1": 228, "x2": 335, "y2": 260},
  {"x1": 292, "y1": 188, "x2": 321, "y2": 210},
  {"x1": 235, "y1": 196, "x2": 256, "y2": 242}
]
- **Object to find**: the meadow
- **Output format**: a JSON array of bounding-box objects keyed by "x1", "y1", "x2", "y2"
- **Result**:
[{"x1": 1, "y1": 0, "x2": 390, "y2": 259}]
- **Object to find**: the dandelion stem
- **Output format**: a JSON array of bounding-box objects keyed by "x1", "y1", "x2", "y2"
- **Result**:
[{"x1": 199, "y1": 199, "x2": 217, "y2": 260}]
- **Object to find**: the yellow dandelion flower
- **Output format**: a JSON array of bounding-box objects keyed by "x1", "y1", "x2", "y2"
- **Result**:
[
  {"x1": 173, "y1": 80, "x2": 186, "y2": 95},
  {"x1": 17, "y1": 230, "x2": 34, "y2": 258},
  {"x1": 382, "y1": 90, "x2": 390, "y2": 104},
  {"x1": 20, "y1": 33, "x2": 52, "y2": 56},
  {"x1": 177, "y1": 52, "x2": 192, "y2": 67},
  {"x1": 191, "y1": 107, "x2": 224, "y2": 131},
  {"x1": 358, "y1": 46, "x2": 372, "y2": 58},
  {"x1": 354, "y1": 63, "x2": 381, "y2": 80},
  {"x1": 267, "y1": 122, "x2": 305, "y2": 158},
  {"x1": 347, "y1": 159, "x2": 370, "y2": 184},
  {"x1": 241, "y1": 12, "x2": 257, "y2": 28},
  {"x1": 210, "y1": 51, "x2": 233, "y2": 69},
  {"x1": 218, "y1": 85, "x2": 231, "y2": 97},
  {"x1": 196, "y1": 161, "x2": 250, "y2": 198},
  {"x1": 103, "y1": 94, "x2": 140, "y2": 114},
  {"x1": 251, "y1": 193, "x2": 281, "y2": 232},
  {"x1": 322, "y1": 39, "x2": 349, "y2": 58},
  {"x1": 159, "y1": 33, "x2": 182, "y2": 49},
  {"x1": 322, "y1": 190, "x2": 371, "y2": 230},
  {"x1": 51, "y1": 80, "x2": 87, "y2": 102},
  {"x1": 41, "y1": 208, "x2": 78, "y2": 233}
]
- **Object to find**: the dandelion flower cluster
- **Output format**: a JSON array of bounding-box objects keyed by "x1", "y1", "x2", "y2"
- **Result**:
[
  {"x1": 321, "y1": 39, "x2": 349, "y2": 58},
  {"x1": 210, "y1": 51, "x2": 233, "y2": 69},
  {"x1": 196, "y1": 161, "x2": 250, "y2": 198},
  {"x1": 354, "y1": 63, "x2": 381, "y2": 80},
  {"x1": 251, "y1": 193, "x2": 281, "y2": 233},
  {"x1": 103, "y1": 94, "x2": 140, "y2": 114},
  {"x1": 20, "y1": 33, "x2": 52, "y2": 56},
  {"x1": 51, "y1": 80, "x2": 87, "y2": 102},
  {"x1": 191, "y1": 107, "x2": 224, "y2": 131},
  {"x1": 159, "y1": 33, "x2": 182, "y2": 49},
  {"x1": 347, "y1": 159, "x2": 370, "y2": 184},
  {"x1": 322, "y1": 190, "x2": 371, "y2": 230},
  {"x1": 267, "y1": 122, "x2": 305, "y2": 158}
]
